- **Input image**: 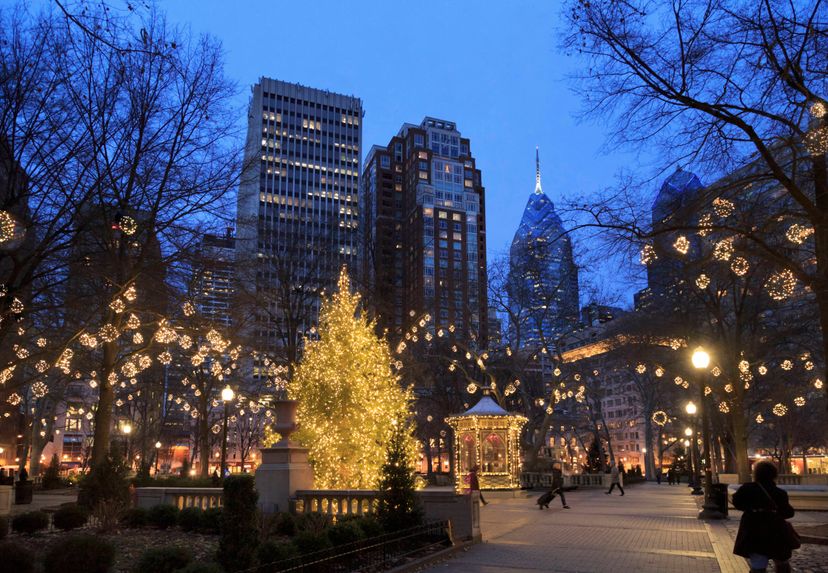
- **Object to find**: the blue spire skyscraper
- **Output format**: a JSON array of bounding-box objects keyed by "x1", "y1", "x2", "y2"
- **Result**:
[{"x1": 508, "y1": 148, "x2": 579, "y2": 348}]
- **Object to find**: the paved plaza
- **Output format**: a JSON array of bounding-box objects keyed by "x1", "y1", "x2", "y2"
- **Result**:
[{"x1": 424, "y1": 483, "x2": 774, "y2": 573}]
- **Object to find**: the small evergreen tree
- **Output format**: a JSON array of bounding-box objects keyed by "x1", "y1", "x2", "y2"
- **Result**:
[
  {"x1": 42, "y1": 454, "x2": 62, "y2": 490},
  {"x1": 376, "y1": 423, "x2": 423, "y2": 532},
  {"x1": 585, "y1": 438, "x2": 603, "y2": 473}
]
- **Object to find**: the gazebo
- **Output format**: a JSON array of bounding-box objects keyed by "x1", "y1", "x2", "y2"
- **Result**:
[{"x1": 445, "y1": 392, "x2": 527, "y2": 491}]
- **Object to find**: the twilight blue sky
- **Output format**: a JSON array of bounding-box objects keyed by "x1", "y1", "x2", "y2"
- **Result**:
[{"x1": 36, "y1": 0, "x2": 655, "y2": 306}]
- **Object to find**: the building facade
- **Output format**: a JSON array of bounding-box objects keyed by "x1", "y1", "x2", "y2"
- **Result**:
[
  {"x1": 362, "y1": 118, "x2": 487, "y2": 343},
  {"x1": 195, "y1": 230, "x2": 235, "y2": 328},
  {"x1": 235, "y1": 78, "x2": 363, "y2": 371},
  {"x1": 508, "y1": 149, "x2": 579, "y2": 349}
]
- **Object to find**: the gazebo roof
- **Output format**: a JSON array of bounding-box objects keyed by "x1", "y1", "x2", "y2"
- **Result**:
[{"x1": 452, "y1": 394, "x2": 511, "y2": 418}]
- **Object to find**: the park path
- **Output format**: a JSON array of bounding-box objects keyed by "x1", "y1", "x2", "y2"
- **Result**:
[{"x1": 424, "y1": 482, "x2": 746, "y2": 573}]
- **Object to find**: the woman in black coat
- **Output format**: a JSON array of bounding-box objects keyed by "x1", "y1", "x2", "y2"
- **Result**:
[{"x1": 732, "y1": 461, "x2": 797, "y2": 573}]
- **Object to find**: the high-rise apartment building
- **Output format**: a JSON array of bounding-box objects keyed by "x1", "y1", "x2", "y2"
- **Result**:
[
  {"x1": 362, "y1": 118, "x2": 487, "y2": 343},
  {"x1": 194, "y1": 230, "x2": 235, "y2": 328},
  {"x1": 508, "y1": 149, "x2": 579, "y2": 348},
  {"x1": 236, "y1": 78, "x2": 362, "y2": 366}
]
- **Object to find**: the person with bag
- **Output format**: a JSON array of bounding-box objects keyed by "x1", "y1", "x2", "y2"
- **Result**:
[
  {"x1": 467, "y1": 465, "x2": 488, "y2": 506},
  {"x1": 732, "y1": 460, "x2": 800, "y2": 573},
  {"x1": 537, "y1": 464, "x2": 571, "y2": 509}
]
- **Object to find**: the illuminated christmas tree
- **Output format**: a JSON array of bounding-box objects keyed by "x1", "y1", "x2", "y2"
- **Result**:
[{"x1": 290, "y1": 268, "x2": 418, "y2": 489}]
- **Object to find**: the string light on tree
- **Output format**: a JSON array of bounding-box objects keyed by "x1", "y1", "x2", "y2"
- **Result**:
[
  {"x1": 713, "y1": 237, "x2": 735, "y2": 261},
  {"x1": 640, "y1": 244, "x2": 657, "y2": 265},
  {"x1": 712, "y1": 197, "x2": 735, "y2": 217},
  {"x1": 696, "y1": 274, "x2": 711, "y2": 289},
  {"x1": 673, "y1": 235, "x2": 690, "y2": 255},
  {"x1": 767, "y1": 269, "x2": 796, "y2": 300},
  {"x1": 0, "y1": 211, "x2": 16, "y2": 243},
  {"x1": 772, "y1": 403, "x2": 788, "y2": 417},
  {"x1": 786, "y1": 224, "x2": 814, "y2": 245},
  {"x1": 812, "y1": 101, "x2": 827, "y2": 118},
  {"x1": 730, "y1": 257, "x2": 749, "y2": 276}
]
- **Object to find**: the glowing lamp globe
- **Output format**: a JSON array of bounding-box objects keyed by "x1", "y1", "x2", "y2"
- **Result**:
[
  {"x1": 155, "y1": 441, "x2": 162, "y2": 449},
  {"x1": 123, "y1": 423, "x2": 132, "y2": 435},
  {"x1": 692, "y1": 347, "x2": 710, "y2": 369},
  {"x1": 685, "y1": 401, "x2": 697, "y2": 415},
  {"x1": 221, "y1": 385, "x2": 235, "y2": 402},
  {"x1": 684, "y1": 427, "x2": 693, "y2": 437}
]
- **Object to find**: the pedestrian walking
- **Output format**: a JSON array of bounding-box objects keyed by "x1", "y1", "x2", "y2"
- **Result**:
[
  {"x1": 537, "y1": 464, "x2": 571, "y2": 510},
  {"x1": 733, "y1": 461, "x2": 800, "y2": 573},
  {"x1": 467, "y1": 465, "x2": 488, "y2": 506},
  {"x1": 667, "y1": 468, "x2": 675, "y2": 485},
  {"x1": 656, "y1": 470, "x2": 662, "y2": 485},
  {"x1": 605, "y1": 461, "x2": 625, "y2": 496}
]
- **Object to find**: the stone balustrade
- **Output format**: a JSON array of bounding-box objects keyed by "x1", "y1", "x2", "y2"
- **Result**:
[
  {"x1": 134, "y1": 487, "x2": 223, "y2": 510},
  {"x1": 719, "y1": 473, "x2": 828, "y2": 486},
  {"x1": 293, "y1": 489, "x2": 377, "y2": 516},
  {"x1": 134, "y1": 486, "x2": 481, "y2": 542}
]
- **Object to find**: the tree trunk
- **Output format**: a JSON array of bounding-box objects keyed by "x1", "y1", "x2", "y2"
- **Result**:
[
  {"x1": 643, "y1": 417, "x2": 656, "y2": 480},
  {"x1": 91, "y1": 341, "x2": 117, "y2": 468},
  {"x1": 198, "y1": 392, "x2": 210, "y2": 479},
  {"x1": 730, "y1": 409, "x2": 750, "y2": 482}
]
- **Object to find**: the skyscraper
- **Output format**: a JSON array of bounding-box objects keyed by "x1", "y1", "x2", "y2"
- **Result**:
[
  {"x1": 194, "y1": 230, "x2": 235, "y2": 328},
  {"x1": 362, "y1": 117, "x2": 487, "y2": 344},
  {"x1": 508, "y1": 149, "x2": 579, "y2": 348},
  {"x1": 235, "y1": 78, "x2": 363, "y2": 369},
  {"x1": 634, "y1": 168, "x2": 704, "y2": 309}
]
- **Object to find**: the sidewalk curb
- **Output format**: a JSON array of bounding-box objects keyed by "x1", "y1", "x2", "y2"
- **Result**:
[{"x1": 801, "y1": 535, "x2": 828, "y2": 546}]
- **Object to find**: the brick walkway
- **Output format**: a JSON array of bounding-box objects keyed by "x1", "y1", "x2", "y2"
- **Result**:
[{"x1": 425, "y1": 483, "x2": 747, "y2": 573}]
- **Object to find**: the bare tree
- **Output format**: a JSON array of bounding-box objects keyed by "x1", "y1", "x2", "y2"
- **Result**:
[{"x1": 562, "y1": 0, "x2": 828, "y2": 408}]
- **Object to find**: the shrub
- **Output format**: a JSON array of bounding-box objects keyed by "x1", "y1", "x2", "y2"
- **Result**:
[
  {"x1": 256, "y1": 540, "x2": 299, "y2": 571},
  {"x1": 0, "y1": 540, "x2": 35, "y2": 573},
  {"x1": 120, "y1": 507, "x2": 149, "y2": 528},
  {"x1": 78, "y1": 443, "x2": 130, "y2": 511},
  {"x1": 43, "y1": 535, "x2": 116, "y2": 573},
  {"x1": 53, "y1": 503, "x2": 89, "y2": 531},
  {"x1": 294, "y1": 512, "x2": 331, "y2": 534},
  {"x1": 327, "y1": 520, "x2": 366, "y2": 547},
  {"x1": 265, "y1": 512, "x2": 296, "y2": 538},
  {"x1": 218, "y1": 475, "x2": 259, "y2": 572},
  {"x1": 11, "y1": 511, "x2": 49, "y2": 535},
  {"x1": 148, "y1": 504, "x2": 180, "y2": 529},
  {"x1": 200, "y1": 507, "x2": 222, "y2": 534},
  {"x1": 135, "y1": 545, "x2": 193, "y2": 573},
  {"x1": 354, "y1": 516, "x2": 384, "y2": 538},
  {"x1": 42, "y1": 453, "x2": 64, "y2": 490},
  {"x1": 178, "y1": 507, "x2": 203, "y2": 531},
  {"x1": 178, "y1": 563, "x2": 224, "y2": 573},
  {"x1": 375, "y1": 424, "x2": 423, "y2": 532},
  {"x1": 293, "y1": 530, "x2": 332, "y2": 556},
  {"x1": 0, "y1": 516, "x2": 8, "y2": 539}
]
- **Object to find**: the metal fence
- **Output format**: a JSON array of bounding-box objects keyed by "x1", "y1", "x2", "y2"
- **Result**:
[{"x1": 243, "y1": 519, "x2": 452, "y2": 573}]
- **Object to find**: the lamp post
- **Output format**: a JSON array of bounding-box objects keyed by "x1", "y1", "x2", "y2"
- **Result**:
[
  {"x1": 154, "y1": 441, "x2": 162, "y2": 474},
  {"x1": 122, "y1": 423, "x2": 132, "y2": 468},
  {"x1": 691, "y1": 346, "x2": 725, "y2": 519},
  {"x1": 220, "y1": 385, "x2": 235, "y2": 480},
  {"x1": 684, "y1": 420, "x2": 702, "y2": 495}
]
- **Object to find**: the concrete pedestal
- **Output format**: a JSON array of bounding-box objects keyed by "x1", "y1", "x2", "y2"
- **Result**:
[{"x1": 255, "y1": 442, "x2": 314, "y2": 514}]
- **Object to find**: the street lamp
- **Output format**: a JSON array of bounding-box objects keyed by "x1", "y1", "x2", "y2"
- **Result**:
[
  {"x1": 684, "y1": 421, "x2": 702, "y2": 495},
  {"x1": 122, "y1": 423, "x2": 132, "y2": 467},
  {"x1": 154, "y1": 441, "x2": 162, "y2": 474},
  {"x1": 691, "y1": 346, "x2": 725, "y2": 519},
  {"x1": 220, "y1": 385, "x2": 235, "y2": 480}
]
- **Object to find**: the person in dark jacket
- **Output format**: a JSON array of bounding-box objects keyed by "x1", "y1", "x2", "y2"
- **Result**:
[{"x1": 732, "y1": 461, "x2": 797, "y2": 573}]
